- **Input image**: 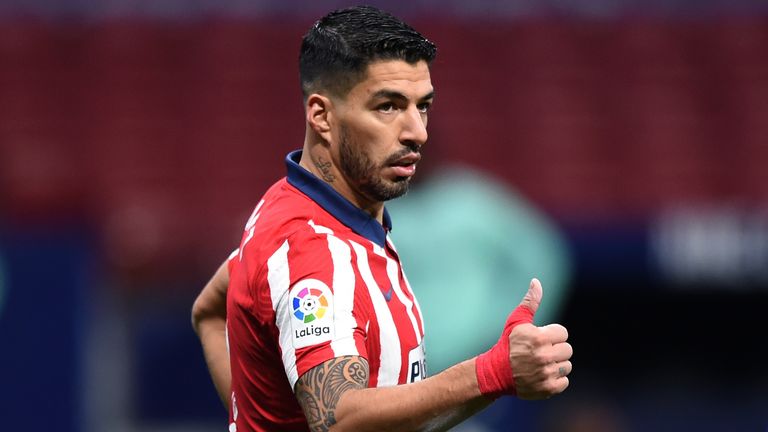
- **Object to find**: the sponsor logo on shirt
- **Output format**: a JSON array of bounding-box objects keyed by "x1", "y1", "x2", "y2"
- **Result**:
[
  {"x1": 290, "y1": 279, "x2": 334, "y2": 349},
  {"x1": 408, "y1": 342, "x2": 427, "y2": 383}
]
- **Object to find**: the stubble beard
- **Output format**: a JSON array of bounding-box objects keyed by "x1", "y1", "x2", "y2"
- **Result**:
[{"x1": 338, "y1": 125, "x2": 412, "y2": 203}]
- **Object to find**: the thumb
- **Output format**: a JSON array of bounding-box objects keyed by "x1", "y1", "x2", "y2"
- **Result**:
[
  {"x1": 518, "y1": 278, "x2": 543, "y2": 315},
  {"x1": 501, "y1": 278, "x2": 541, "y2": 331}
]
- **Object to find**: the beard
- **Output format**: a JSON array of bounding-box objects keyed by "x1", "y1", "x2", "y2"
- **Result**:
[{"x1": 338, "y1": 125, "x2": 415, "y2": 202}]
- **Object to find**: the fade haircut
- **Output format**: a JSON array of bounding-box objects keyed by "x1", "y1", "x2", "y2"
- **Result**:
[{"x1": 299, "y1": 5, "x2": 437, "y2": 99}]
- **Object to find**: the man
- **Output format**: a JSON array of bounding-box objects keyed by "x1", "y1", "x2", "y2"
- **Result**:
[{"x1": 192, "y1": 6, "x2": 573, "y2": 431}]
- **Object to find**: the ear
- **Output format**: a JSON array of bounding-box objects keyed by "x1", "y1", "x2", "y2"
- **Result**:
[{"x1": 306, "y1": 93, "x2": 334, "y2": 143}]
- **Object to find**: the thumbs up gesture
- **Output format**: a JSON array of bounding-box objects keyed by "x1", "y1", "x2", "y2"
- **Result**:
[{"x1": 475, "y1": 279, "x2": 573, "y2": 399}]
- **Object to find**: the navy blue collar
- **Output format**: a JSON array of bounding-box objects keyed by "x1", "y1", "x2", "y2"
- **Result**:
[{"x1": 285, "y1": 150, "x2": 392, "y2": 247}]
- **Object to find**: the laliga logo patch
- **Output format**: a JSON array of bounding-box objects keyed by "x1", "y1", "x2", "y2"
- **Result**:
[
  {"x1": 292, "y1": 285, "x2": 329, "y2": 323},
  {"x1": 290, "y1": 279, "x2": 334, "y2": 349}
]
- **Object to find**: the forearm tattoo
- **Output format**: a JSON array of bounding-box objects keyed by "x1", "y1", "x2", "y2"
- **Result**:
[
  {"x1": 314, "y1": 157, "x2": 336, "y2": 183},
  {"x1": 295, "y1": 356, "x2": 369, "y2": 431}
]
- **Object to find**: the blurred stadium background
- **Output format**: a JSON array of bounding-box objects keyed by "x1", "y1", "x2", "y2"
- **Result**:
[{"x1": 1, "y1": 1, "x2": 767, "y2": 431}]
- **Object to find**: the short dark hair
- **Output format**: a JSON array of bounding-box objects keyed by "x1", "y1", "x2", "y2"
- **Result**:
[{"x1": 299, "y1": 5, "x2": 437, "y2": 99}]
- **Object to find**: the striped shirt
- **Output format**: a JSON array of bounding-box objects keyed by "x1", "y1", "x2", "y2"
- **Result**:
[{"x1": 226, "y1": 150, "x2": 426, "y2": 432}]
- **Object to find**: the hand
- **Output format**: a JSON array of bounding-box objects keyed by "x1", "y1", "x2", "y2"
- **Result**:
[
  {"x1": 508, "y1": 279, "x2": 572, "y2": 399},
  {"x1": 475, "y1": 278, "x2": 572, "y2": 399}
]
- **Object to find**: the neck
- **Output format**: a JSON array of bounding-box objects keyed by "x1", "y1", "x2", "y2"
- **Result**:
[{"x1": 299, "y1": 145, "x2": 385, "y2": 224}]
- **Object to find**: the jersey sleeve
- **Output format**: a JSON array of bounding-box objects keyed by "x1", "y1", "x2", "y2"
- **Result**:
[
  {"x1": 226, "y1": 248, "x2": 239, "y2": 274},
  {"x1": 268, "y1": 223, "x2": 369, "y2": 389}
]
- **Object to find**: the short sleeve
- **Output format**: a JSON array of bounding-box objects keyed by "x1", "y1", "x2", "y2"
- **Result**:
[
  {"x1": 269, "y1": 224, "x2": 369, "y2": 388},
  {"x1": 227, "y1": 248, "x2": 239, "y2": 274}
]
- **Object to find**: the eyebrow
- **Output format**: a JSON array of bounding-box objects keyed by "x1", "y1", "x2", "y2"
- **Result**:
[{"x1": 371, "y1": 89, "x2": 435, "y2": 102}]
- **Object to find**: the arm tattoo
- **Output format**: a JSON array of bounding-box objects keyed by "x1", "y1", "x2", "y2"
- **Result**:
[
  {"x1": 295, "y1": 356, "x2": 369, "y2": 431},
  {"x1": 314, "y1": 157, "x2": 336, "y2": 183}
]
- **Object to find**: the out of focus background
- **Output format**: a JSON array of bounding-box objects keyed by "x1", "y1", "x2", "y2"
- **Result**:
[{"x1": 1, "y1": 1, "x2": 767, "y2": 431}]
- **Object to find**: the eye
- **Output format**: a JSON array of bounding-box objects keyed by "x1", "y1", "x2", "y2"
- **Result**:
[
  {"x1": 377, "y1": 102, "x2": 396, "y2": 113},
  {"x1": 417, "y1": 102, "x2": 432, "y2": 113}
]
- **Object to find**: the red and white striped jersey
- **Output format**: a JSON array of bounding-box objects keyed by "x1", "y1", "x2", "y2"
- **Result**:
[{"x1": 226, "y1": 150, "x2": 426, "y2": 432}]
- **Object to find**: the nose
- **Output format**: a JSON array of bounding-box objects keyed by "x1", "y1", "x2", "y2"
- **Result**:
[{"x1": 399, "y1": 105, "x2": 428, "y2": 148}]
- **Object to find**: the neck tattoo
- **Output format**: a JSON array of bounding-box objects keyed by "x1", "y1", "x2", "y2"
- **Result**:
[{"x1": 314, "y1": 157, "x2": 336, "y2": 183}]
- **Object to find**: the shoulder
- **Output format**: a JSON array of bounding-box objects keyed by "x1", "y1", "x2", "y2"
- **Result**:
[
  {"x1": 235, "y1": 178, "x2": 360, "y2": 275},
  {"x1": 259, "y1": 180, "x2": 354, "y2": 246},
  {"x1": 239, "y1": 201, "x2": 340, "y2": 267}
]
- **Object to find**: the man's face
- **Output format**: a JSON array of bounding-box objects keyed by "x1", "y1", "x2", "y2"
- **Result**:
[{"x1": 331, "y1": 59, "x2": 434, "y2": 203}]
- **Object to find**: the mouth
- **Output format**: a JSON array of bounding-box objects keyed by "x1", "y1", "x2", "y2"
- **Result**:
[{"x1": 387, "y1": 153, "x2": 421, "y2": 178}]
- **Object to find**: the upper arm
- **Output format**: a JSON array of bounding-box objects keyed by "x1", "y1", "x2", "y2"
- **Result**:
[
  {"x1": 269, "y1": 226, "x2": 372, "y2": 428},
  {"x1": 294, "y1": 355, "x2": 370, "y2": 432}
]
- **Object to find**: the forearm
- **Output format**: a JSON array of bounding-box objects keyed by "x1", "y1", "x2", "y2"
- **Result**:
[
  {"x1": 192, "y1": 260, "x2": 231, "y2": 408},
  {"x1": 421, "y1": 392, "x2": 489, "y2": 432},
  {"x1": 295, "y1": 280, "x2": 572, "y2": 431},
  {"x1": 332, "y1": 359, "x2": 491, "y2": 432},
  {"x1": 196, "y1": 317, "x2": 231, "y2": 408}
]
